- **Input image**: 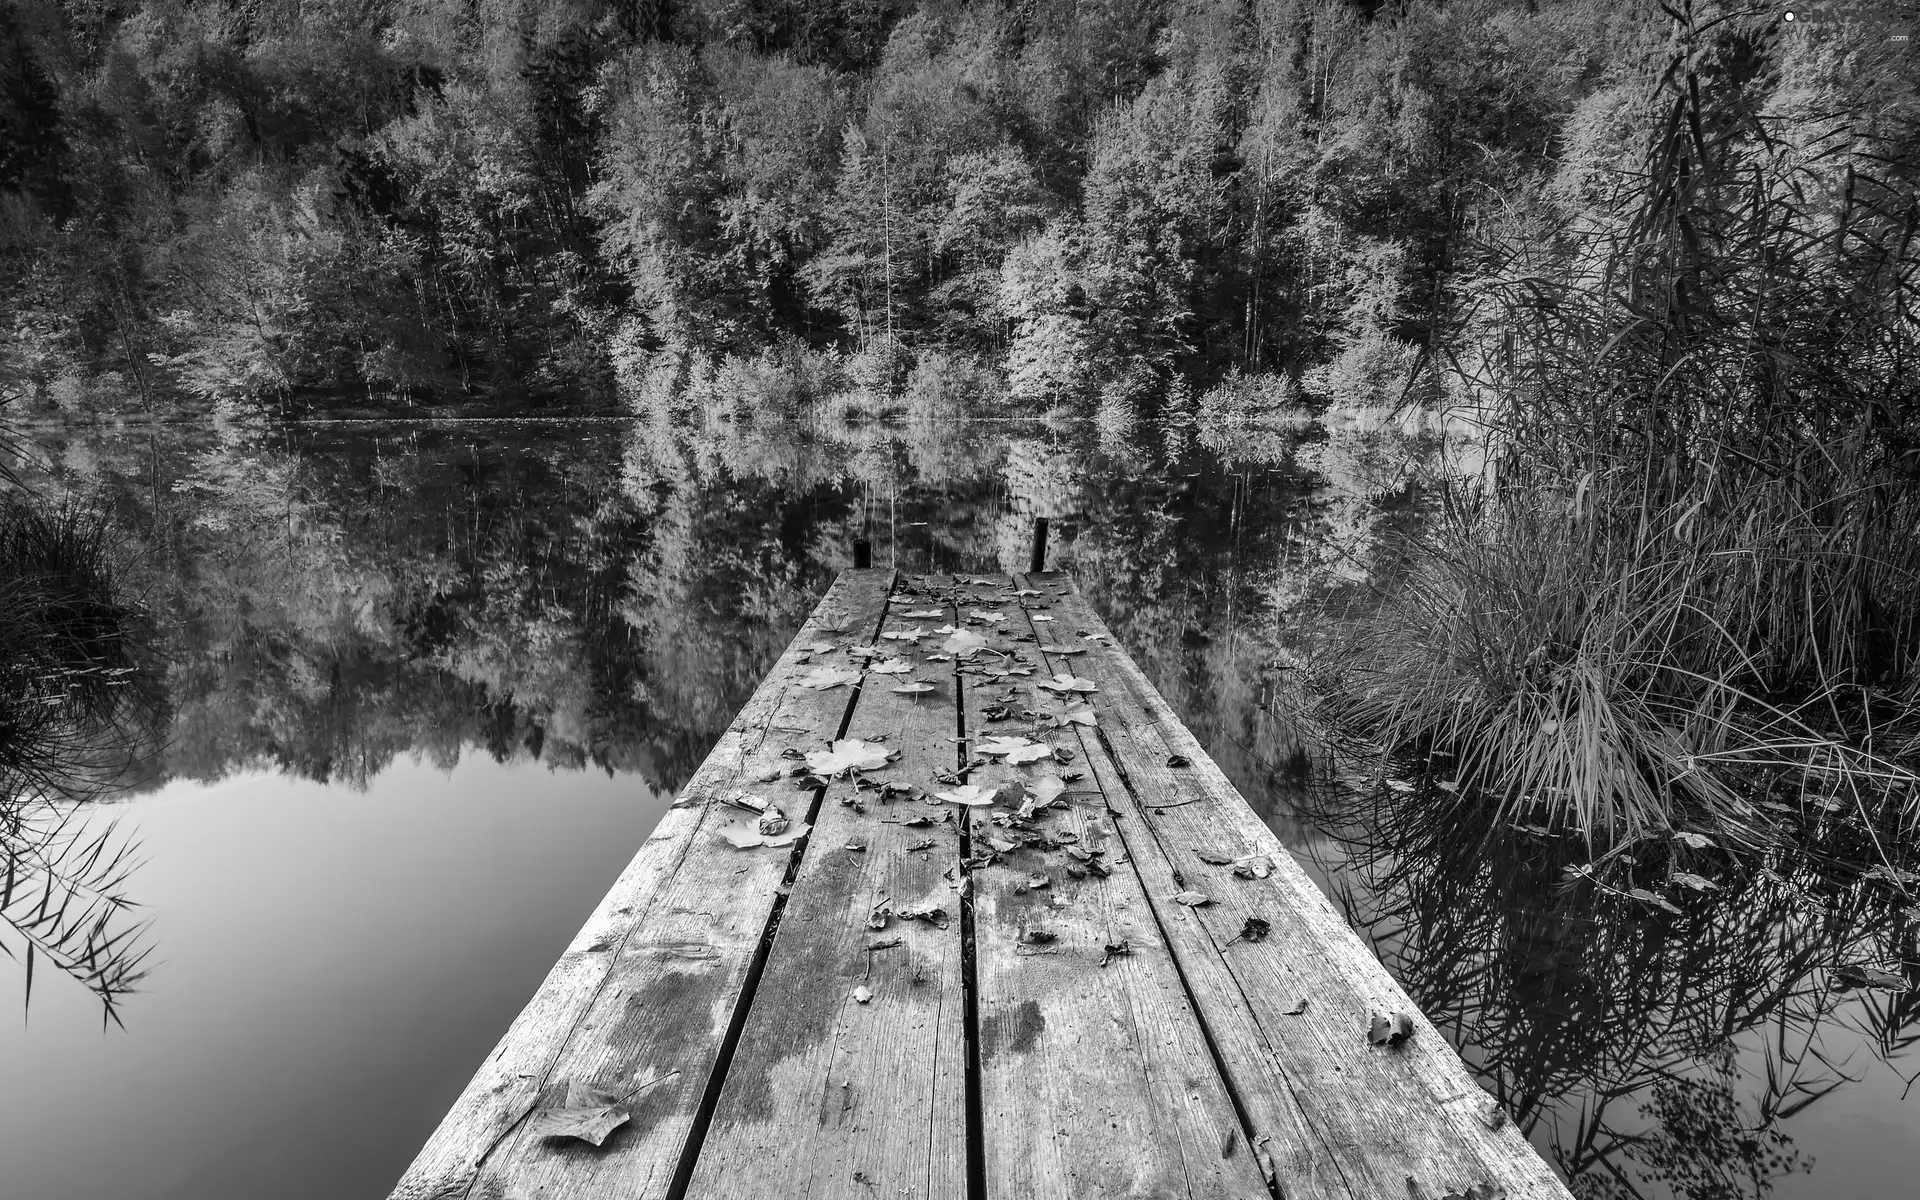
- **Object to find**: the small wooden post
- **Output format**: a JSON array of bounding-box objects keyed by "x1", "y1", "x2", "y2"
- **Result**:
[
  {"x1": 1029, "y1": 519, "x2": 1049, "y2": 573},
  {"x1": 854, "y1": 538, "x2": 872, "y2": 569}
]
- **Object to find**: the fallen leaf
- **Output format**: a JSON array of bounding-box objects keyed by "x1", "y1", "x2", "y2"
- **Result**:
[
  {"x1": 1232, "y1": 855, "x2": 1275, "y2": 880},
  {"x1": 1173, "y1": 890, "x2": 1212, "y2": 908},
  {"x1": 1627, "y1": 887, "x2": 1684, "y2": 915},
  {"x1": 1022, "y1": 929, "x2": 1057, "y2": 944},
  {"x1": 882, "y1": 627, "x2": 930, "y2": 642},
  {"x1": 899, "y1": 609, "x2": 945, "y2": 619},
  {"x1": 530, "y1": 1079, "x2": 631, "y2": 1146},
  {"x1": 1231, "y1": 916, "x2": 1272, "y2": 943},
  {"x1": 1194, "y1": 849, "x2": 1236, "y2": 865},
  {"x1": 1283, "y1": 997, "x2": 1308, "y2": 1015},
  {"x1": 969, "y1": 610, "x2": 1006, "y2": 622},
  {"x1": 868, "y1": 658, "x2": 914, "y2": 675},
  {"x1": 1670, "y1": 871, "x2": 1719, "y2": 892},
  {"x1": 935, "y1": 783, "x2": 999, "y2": 806},
  {"x1": 942, "y1": 629, "x2": 989, "y2": 656},
  {"x1": 1672, "y1": 831, "x2": 1716, "y2": 849},
  {"x1": 892, "y1": 681, "x2": 936, "y2": 696},
  {"x1": 1367, "y1": 1011, "x2": 1414, "y2": 1048},
  {"x1": 1440, "y1": 1184, "x2": 1509, "y2": 1200},
  {"x1": 897, "y1": 904, "x2": 950, "y2": 929},
  {"x1": 719, "y1": 820, "x2": 812, "y2": 848},
  {"x1": 1025, "y1": 774, "x2": 1067, "y2": 809},
  {"x1": 796, "y1": 665, "x2": 861, "y2": 690},
  {"x1": 853, "y1": 985, "x2": 873, "y2": 1004},
  {"x1": 1099, "y1": 940, "x2": 1132, "y2": 967},
  {"x1": 1025, "y1": 873, "x2": 1050, "y2": 889},
  {"x1": 807, "y1": 739, "x2": 892, "y2": 776},
  {"x1": 1832, "y1": 964, "x2": 1912, "y2": 991},
  {"x1": 1031, "y1": 614, "x2": 1055, "y2": 622},
  {"x1": 977, "y1": 736, "x2": 1054, "y2": 764},
  {"x1": 1384, "y1": 778, "x2": 1414, "y2": 794},
  {"x1": 1036, "y1": 672, "x2": 1098, "y2": 695},
  {"x1": 805, "y1": 642, "x2": 838, "y2": 655},
  {"x1": 1166, "y1": 754, "x2": 1192, "y2": 768},
  {"x1": 1037, "y1": 644, "x2": 1088, "y2": 655},
  {"x1": 1042, "y1": 701, "x2": 1098, "y2": 728}
]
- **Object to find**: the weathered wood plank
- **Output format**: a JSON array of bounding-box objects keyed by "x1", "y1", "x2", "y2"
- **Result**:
[
  {"x1": 1022, "y1": 572, "x2": 1573, "y2": 1200},
  {"x1": 686, "y1": 574, "x2": 968, "y2": 1199},
  {"x1": 388, "y1": 569, "x2": 895, "y2": 1200},
  {"x1": 950, "y1": 576, "x2": 1273, "y2": 1200}
]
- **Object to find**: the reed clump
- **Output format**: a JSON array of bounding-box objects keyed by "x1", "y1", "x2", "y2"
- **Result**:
[
  {"x1": 0, "y1": 491, "x2": 153, "y2": 1017},
  {"x1": 1318, "y1": 7, "x2": 1920, "y2": 842}
]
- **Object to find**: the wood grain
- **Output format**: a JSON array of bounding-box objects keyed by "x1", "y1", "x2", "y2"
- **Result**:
[
  {"x1": 1021, "y1": 572, "x2": 1574, "y2": 1200},
  {"x1": 685, "y1": 574, "x2": 968, "y2": 1199},
  {"x1": 958, "y1": 577, "x2": 1273, "y2": 1200},
  {"x1": 387, "y1": 569, "x2": 895, "y2": 1200}
]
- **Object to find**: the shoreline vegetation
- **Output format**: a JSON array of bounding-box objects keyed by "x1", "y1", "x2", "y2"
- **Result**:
[{"x1": 0, "y1": 491, "x2": 153, "y2": 1020}]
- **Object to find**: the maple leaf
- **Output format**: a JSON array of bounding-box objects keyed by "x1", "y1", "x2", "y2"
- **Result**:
[
  {"x1": 867, "y1": 658, "x2": 913, "y2": 675},
  {"x1": 1172, "y1": 890, "x2": 1212, "y2": 907},
  {"x1": 797, "y1": 665, "x2": 861, "y2": 690},
  {"x1": 529, "y1": 1079, "x2": 630, "y2": 1146},
  {"x1": 881, "y1": 627, "x2": 929, "y2": 641},
  {"x1": 976, "y1": 736, "x2": 1054, "y2": 764},
  {"x1": 1041, "y1": 702, "x2": 1097, "y2": 728},
  {"x1": 942, "y1": 628, "x2": 989, "y2": 656},
  {"x1": 935, "y1": 783, "x2": 999, "y2": 806},
  {"x1": 892, "y1": 681, "x2": 935, "y2": 696},
  {"x1": 969, "y1": 610, "x2": 1006, "y2": 622},
  {"x1": 1024, "y1": 774, "x2": 1067, "y2": 808},
  {"x1": 807, "y1": 739, "x2": 891, "y2": 775},
  {"x1": 719, "y1": 820, "x2": 812, "y2": 848},
  {"x1": 899, "y1": 609, "x2": 945, "y2": 619},
  {"x1": 1036, "y1": 673, "x2": 1097, "y2": 695}
]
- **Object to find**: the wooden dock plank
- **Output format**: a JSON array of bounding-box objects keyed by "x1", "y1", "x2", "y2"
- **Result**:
[
  {"x1": 388, "y1": 569, "x2": 896, "y2": 1200},
  {"x1": 1022, "y1": 572, "x2": 1574, "y2": 1200},
  {"x1": 686, "y1": 574, "x2": 968, "y2": 1199},
  {"x1": 953, "y1": 576, "x2": 1272, "y2": 1200}
]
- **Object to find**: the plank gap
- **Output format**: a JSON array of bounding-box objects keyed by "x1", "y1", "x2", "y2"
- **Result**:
[{"x1": 662, "y1": 574, "x2": 897, "y2": 1200}]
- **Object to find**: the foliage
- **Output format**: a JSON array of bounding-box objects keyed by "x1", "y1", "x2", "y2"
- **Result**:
[
  {"x1": 1315, "y1": 2, "x2": 1920, "y2": 841},
  {"x1": 0, "y1": 0, "x2": 1680, "y2": 418},
  {"x1": 0, "y1": 493, "x2": 155, "y2": 1021}
]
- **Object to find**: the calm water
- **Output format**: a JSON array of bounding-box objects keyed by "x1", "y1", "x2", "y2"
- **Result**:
[{"x1": 1, "y1": 413, "x2": 1913, "y2": 1199}]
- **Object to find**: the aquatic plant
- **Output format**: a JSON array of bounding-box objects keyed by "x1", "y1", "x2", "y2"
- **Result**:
[
  {"x1": 1297, "y1": 780, "x2": 1918, "y2": 1200},
  {"x1": 0, "y1": 493, "x2": 153, "y2": 1021},
  {"x1": 1318, "y1": 5, "x2": 1920, "y2": 840}
]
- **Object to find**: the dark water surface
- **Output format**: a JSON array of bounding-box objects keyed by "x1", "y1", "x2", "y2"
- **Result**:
[{"x1": 1, "y1": 415, "x2": 1913, "y2": 1199}]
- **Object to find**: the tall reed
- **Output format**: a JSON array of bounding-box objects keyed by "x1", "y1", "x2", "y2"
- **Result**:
[{"x1": 1319, "y1": 4, "x2": 1920, "y2": 839}]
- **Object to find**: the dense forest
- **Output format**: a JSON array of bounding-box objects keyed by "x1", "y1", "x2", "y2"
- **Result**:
[{"x1": 0, "y1": 0, "x2": 1906, "y2": 421}]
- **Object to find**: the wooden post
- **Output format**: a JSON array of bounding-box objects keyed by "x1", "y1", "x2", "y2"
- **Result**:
[
  {"x1": 854, "y1": 538, "x2": 872, "y2": 569},
  {"x1": 1029, "y1": 518, "x2": 1048, "y2": 574}
]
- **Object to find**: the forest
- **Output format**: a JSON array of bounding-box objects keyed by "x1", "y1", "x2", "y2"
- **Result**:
[{"x1": 0, "y1": 0, "x2": 1896, "y2": 419}]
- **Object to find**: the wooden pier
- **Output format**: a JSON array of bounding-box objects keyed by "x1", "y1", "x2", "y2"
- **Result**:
[{"x1": 390, "y1": 571, "x2": 1571, "y2": 1200}]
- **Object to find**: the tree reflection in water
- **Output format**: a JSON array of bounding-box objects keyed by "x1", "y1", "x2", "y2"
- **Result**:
[
  {"x1": 1298, "y1": 778, "x2": 1920, "y2": 1199},
  {"x1": 7, "y1": 410, "x2": 1915, "y2": 1197}
]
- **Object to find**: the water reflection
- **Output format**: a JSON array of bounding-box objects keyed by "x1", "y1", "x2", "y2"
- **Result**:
[
  {"x1": 1300, "y1": 781, "x2": 1920, "y2": 1199},
  {"x1": 1, "y1": 411, "x2": 1914, "y2": 1198},
  {"x1": 0, "y1": 495, "x2": 159, "y2": 1020}
]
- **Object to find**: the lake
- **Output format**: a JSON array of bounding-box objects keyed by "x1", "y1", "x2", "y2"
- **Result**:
[{"x1": 1, "y1": 412, "x2": 1912, "y2": 1199}]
